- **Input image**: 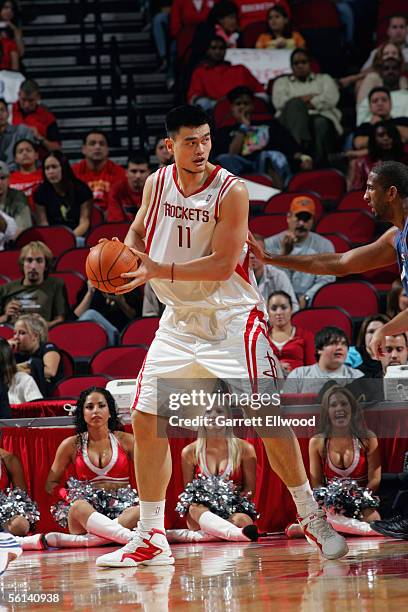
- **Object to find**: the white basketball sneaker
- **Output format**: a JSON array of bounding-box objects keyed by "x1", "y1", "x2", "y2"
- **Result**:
[
  {"x1": 299, "y1": 510, "x2": 349, "y2": 560},
  {"x1": 0, "y1": 533, "x2": 23, "y2": 575},
  {"x1": 96, "y1": 524, "x2": 174, "y2": 568}
]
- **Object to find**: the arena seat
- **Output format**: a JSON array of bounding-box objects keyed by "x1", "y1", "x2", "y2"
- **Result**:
[
  {"x1": 49, "y1": 321, "x2": 109, "y2": 359},
  {"x1": 311, "y1": 281, "x2": 380, "y2": 318},
  {"x1": 361, "y1": 264, "x2": 399, "y2": 291},
  {"x1": 291, "y1": 306, "x2": 352, "y2": 341},
  {"x1": 56, "y1": 247, "x2": 89, "y2": 275},
  {"x1": 316, "y1": 211, "x2": 375, "y2": 244},
  {"x1": 0, "y1": 325, "x2": 13, "y2": 339},
  {"x1": 16, "y1": 226, "x2": 76, "y2": 258},
  {"x1": 265, "y1": 191, "x2": 323, "y2": 220},
  {"x1": 322, "y1": 233, "x2": 352, "y2": 253},
  {"x1": 59, "y1": 349, "x2": 75, "y2": 379},
  {"x1": 51, "y1": 375, "x2": 112, "y2": 398},
  {"x1": 121, "y1": 317, "x2": 161, "y2": 346},
  {"x1": 241, "y1": 20, "x2": 266, "y2": 48},
  {"x1": 249, "y1": 214, "x2": 287, "y2": 237},
  {"x1": 90, "y1": 205, "x2": 105, "y2": 227},
  {"x1": 241, "y1": 174, "x2": 275, "y2": 187},
  {"x1": 338, "y1": 190, "x2": 366, "y2": 211},
  {"x1": 288, "y1": 169, "x2": 346, "y2": 202},
  {"x1": 86, "y1": 222, "x2": 131, "y2": 247},
  {"x1": 90, "y1": 345, "x2": 147, "y2": 378},
  {"x1": 0, "y1": 250, "x2": 20, "y2": 279},
  {"x1": 50, "y1": 271, "x2": 87, "y2": 308}
]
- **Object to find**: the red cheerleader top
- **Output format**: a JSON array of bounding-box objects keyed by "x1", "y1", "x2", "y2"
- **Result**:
[
  {"x1": 323, "y1": 437, "x2": 368, "y2": 486},
  {"x1": 0, "y1": 458, "x2": 10, "y2": 490},
  {"x1": 194, "y1": 454, "x2": 243, "y2": 486},
  {"x1": 75, "y1": 432, "x2": 131, "y2": 485}
]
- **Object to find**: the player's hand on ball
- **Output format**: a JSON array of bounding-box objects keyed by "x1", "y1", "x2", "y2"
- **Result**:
[
  {"x1": 116, "y1": 249, "x2": 159, "y2": 293},
  {"x1": 369, "y1": 328, "x2": 386, "y2": 360}
]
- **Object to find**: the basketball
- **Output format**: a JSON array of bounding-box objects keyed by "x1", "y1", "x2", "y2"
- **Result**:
[{"x1": 85, "y1": 240, "x2": 139, "y2": 293}]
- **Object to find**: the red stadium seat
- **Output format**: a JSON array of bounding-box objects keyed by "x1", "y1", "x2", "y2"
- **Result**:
[
  {"x1": 52, "y1": 375, "x2": 112, "y2": 398},
  {"x1": 121, "y1": 317, "x2": 161, "y2": 346},
  {"x1": 362, "y1": 263, "x2": 399, "y2": 289},
  {"x1": 0, "y1": 250, "x2": 20, "y2": 279},
  {"x1": 91, "y1": 205, "x2": 105, "y2": 227},
  {"x1": 59, "y1": 349, "x2": 75, "y2": 378},
  {"x1": 311, "y1": 281, "x2": 380, "y2": 318},
  {"x1": 51, "y1": 271, "x2": 86, "y2": 308},
  {"x1": 292, "y1": 0, "x2": 341, "y2": 29},
  {"x1": 0, "y1": 274, "x2": 10, "y2": 285},
  {"x1": 265, "y1": 191, "x2": 323, "y2": 221},
  {"x1": 241, "y1": 20, "x2": 267, "y2": 47},
  {"x1": 16, "y1": 226, "x2": 76, "y2": 258},
  {"x1": 338, "y1": 190, "x2": 366, "y2": 211},
  {"x1": 49, "y1": 321, "x2": 109, "y2": 359},
  {"x1": 56, "y1": 248, "x2": 89, "y2": 275},
  {"x1": 322, "y1": 233, "x2": 352, "y2": 253},
  {"x1": 86, "y1": 222, "x2": 131, "y2": 247},
  {"x1": 288, "y1": 170, "x2": 346, "y2": 202},
  {"x1": 241, "y1": 174, "x2": 275, "y2": 188},
  {"x1": 0, "y1": 325, "x2": 13, "y2": 339},
  {"x1": 90, "y1": 345, "x2": 147, "y2": 378},
  {"x1": 316, "y1": 211, "x2": 375, "y2": 244},
  {"x1": 249, "y1": 214, "x2": 287, "y2": 238},
  {"x1": 213, "y1": 97, "x2": 272, "y2": 130},
  {"x1": 291, "y1": 307, "x2": 352, "y2": 341}
]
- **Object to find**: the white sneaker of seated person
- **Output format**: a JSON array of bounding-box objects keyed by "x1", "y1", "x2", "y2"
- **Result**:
[
  {"x1": 96, "y1": 522, "x2": 174, "y2": 568},
  {"x1": 0, "y1": 533, "x2": 23, "y2": 575},
  {"x1": 299, "y1": 510, "x2": 349, "y2": 560}
]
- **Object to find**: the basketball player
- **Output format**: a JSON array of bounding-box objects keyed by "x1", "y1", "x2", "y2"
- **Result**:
[
  {"x1": 96, "y1": 105, "x2": 348, "y2": 568},
  {"x1": 248, "y1": 161, "x2": 408, "y2": 360}
]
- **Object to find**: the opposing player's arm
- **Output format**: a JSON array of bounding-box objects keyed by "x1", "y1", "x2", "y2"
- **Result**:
[
  {"x1": 45, "y1": 436, "x2": 76, "y2": 494},
  {"x1": 124, "y1": 174, "x2": 154, "y2": 252},
  {"x1": 250, "y1": 227, "x2": 398, "y2": 277},
  {"x1": 118, "y1": 181, "x2": 249, "y2": 292}
]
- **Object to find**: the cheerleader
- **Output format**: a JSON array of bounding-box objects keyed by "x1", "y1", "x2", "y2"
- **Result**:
[
  {"x1": 45, "y1": 386, "x2": 139, "y2": 548},
  {"x1": 174, "y1": 401, "x2": 259, "y2": 542},
  {"x1": 0, "y1": 442, "x2": 43, "y2": 550}
]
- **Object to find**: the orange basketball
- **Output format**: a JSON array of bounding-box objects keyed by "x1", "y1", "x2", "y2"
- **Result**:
[{"x1": 85, "y1": 240, "x2": 138, "y2": 294}]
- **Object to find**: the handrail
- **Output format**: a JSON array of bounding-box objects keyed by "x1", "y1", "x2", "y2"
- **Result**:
[{"x1": 110, "y1": 35, "x2": 122, "y2": 144}]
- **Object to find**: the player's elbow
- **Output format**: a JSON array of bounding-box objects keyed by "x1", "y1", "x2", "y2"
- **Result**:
[{"x1": 217, "y1": 261, "x2": 236, "y2": 281}]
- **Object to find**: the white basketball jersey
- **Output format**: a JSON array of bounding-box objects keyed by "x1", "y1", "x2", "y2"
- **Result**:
[{"x1": 145, "y1": 164, "x2": 263, "y2": 313}]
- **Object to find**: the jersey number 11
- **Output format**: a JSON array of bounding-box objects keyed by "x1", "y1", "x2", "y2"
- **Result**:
[{"x1": 177, "y1": 225, "x2": 191, "y2": 248}]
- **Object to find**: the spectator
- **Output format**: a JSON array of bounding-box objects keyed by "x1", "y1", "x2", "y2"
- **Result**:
[
  {"x1": 9, "y1": 139, "x2": 42, "y2": 210},
  {"x1": 187, "y1": 35, "x2": 265, "y2": 112},
  {"x1": 264, "y1": 196, "x2": 335, "y2": 308},
  {"x1": 357, "y1": 59, "x2": 408, "y2": 126},
  {"x1": 208, "y1": 0, "x2": 240, "y2": 48},
  {"x1": 72, "y1": 131, "x2": 126, "y2": 211},
  {"x1": 379, "y1": 333, "x2": 408, "y2": 374},
  {"x1": 214, "y1": 86, "x2": 312, "y2": 187},
  {"x1": 0, "y1": 240, "x2": 68, "y2": 328},
  {"x1": 12, "y1": 80, "x2": 61, "y2": 154},
  {"x1": 0, "y1": 1, "x2": 23, "y2": 58},
  {"x1": 249, "y1": 246, "x2": 298, "y2": 311},
  {"x1": 362, "y1": 15, "x2": 408, "y2": 70},
  {"x1": 107, "y1": 152, "x2": 151, "y2": 222},
  {"x1": 0, "y1": 379, "x2": 10, "y2": 416},
  {"x1": 0, "y1": 337, "x2": 42, "y2": 404},
  {"x1": 386, "y1": 280, "x2": 408, "y2": 319},
  {"x1": 267, "y1": 290, "x2": 314, "y2": 377},
  {"x1": 9, "y1": 313, "x2": 64, "y2": 397},
  {"x1": 73, "y1": 280, "x2": 143, "y2": 346},
  {"x1": 151, "y1": 0, "x2": 172, "y2": 72},
  {"x1": 349, "y1": 121, "x2": 406, "y2": 191},
  {"x1": 357, "y1": 43, "x2": 407, "y2": 105},
  {"x1": 0, "y1": 98, "x2": 34, "y2": 170},
  {"x1": 256, "y1": 5, "x2": 305, "y2": 50},
  {"x1": 170, "y1": 0, "x2": 214, "y2": 42},
  {"x1": 346, "y1": 314, "x2": 390, "y2": 378},
  {"x1": 0, "y1": 194, "x2": 16, "y2": 250},
  {"x1": 272, "y1": 48, "x2": 343, "y2": 166},
  {"x1": 0, "y1": 159, "x2": 31, "y2": 235},
  {"x1": 154, "y1": 137, "x2": 173, "y2": 168},
  {"x1": 283, "y1": 326, "x2": 363, "y2": 394},
  {"x1": 34, "y1": 151, "x2": 93, "y2": 242},
  {"x1": 235, "y1": 0, "x2": 290, "y2": 29},
  {"x1": 0, "y1": 14, "x2": 18, "y2": 70}
]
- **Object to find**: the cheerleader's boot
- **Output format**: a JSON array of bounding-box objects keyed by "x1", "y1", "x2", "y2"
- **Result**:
[
  {"x1": 15, "y1": 534, "x2": 48, "y2": 550},
  {"x1": 45, "y1": 532, "x2": 111, "y2": 548},
  {"x1": 166, "y1": 529, "x2": 220, "y2": 543},
  {"x1": 86, "y1": 513, "x2": 134, "y2": 544},
  {"x1": 198, "y1": 511, "x2": 259, "y2": 542}
]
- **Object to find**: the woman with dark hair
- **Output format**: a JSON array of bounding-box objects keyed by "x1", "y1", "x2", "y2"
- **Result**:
[
  {"x1": 45, "y1": 386, "x2": 139, "y2": 548},
  {"x1": 256, "y1": 5, "x2": 305, "y2": 50},
  {"x1": 386, "y1": 280, "x2": 408, "y2": 320},
  {"x1": 0, "y1": 336, "x2": 42, "y2": 404},
  {"x1": 34, "y1": 151, "x2": 93, "y2": 239},
  {"x1": 347, "y1": 314, "x2": 390, "y2": 377},
  {"x1": 350, "y1": 121, "x2": 406, "y2": 191},
  {"x1": 208, "y1": 0, "x2": 240, "y2": 49},
  {"x1": 267, "y1": 291, "x2": 314, "y2": 376}
]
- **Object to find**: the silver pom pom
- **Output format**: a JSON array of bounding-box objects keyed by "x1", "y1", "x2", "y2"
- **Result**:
[
  {"x1": 314, "y1": 477, "x2": 379, "y2": 519},
  {"x1": 0, "y1": 488, "x2": 40, "y2": 530}
]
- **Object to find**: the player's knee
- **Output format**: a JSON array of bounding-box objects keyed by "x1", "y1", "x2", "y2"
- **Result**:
[
  {"x1": 7, "y1": 515, "x2": 30, "y2": 536},
  {"x1": 189, "y1": 504, "x2": 206, "y2": 521},
  {"x1": 229, "y1": 513, "x2": 253, "y2": 528}
]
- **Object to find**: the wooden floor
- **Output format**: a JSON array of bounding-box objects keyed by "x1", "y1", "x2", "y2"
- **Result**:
[{"x1": 1, "y1": 537, "x2": 408, "y2": 611}]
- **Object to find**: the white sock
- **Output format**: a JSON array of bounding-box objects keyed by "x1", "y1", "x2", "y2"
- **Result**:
[
  {"x1": 198, "y1": 511, "x2": 249, "y2": 542},
  {"x1": 139, "y1": 500, "x2": 165, "y2": 532},
  {"x1": 166, "y1": 529, "x2": 220, "y2": 543},
  {"x1": 86, "y1": 512, "x2": 133, "y2": 544},
  {"x1": 14, "y1": 534, "x2": 44, "y2": 551},
  {"x1": 288, "y1": 481, "x2": 319, "y2": 519},
  {"x1": 45, "y1": 532, "x2": 111, "y2": 548}
]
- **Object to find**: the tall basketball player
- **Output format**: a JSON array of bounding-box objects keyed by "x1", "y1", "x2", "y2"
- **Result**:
[{"x1": 96, "y1": 105, "x2": 348, "y2": 568}]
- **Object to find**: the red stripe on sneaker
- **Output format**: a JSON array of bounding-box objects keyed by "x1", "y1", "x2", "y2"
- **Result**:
[{"x1": 121, "y1": 537, "x2": 163, "y2": 563}]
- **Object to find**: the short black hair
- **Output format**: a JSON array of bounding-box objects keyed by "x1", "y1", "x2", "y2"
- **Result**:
[
  {"x1": 74, "y1": 386, "x2": 121, "y2": 435},
  {"x1": 13, "y1": 138, "x2": 37, "y2": 158},
  {"x1": 0, "y1": 98, "x2": 7, "y2": 110},
  {"x1": 83, "y1": 130, "x2": 109, "y2": 145},
  {"x1": 315, "y1": 326, "x2": 348, "y2": 361},
  {"x1": 371, "y1": 161, "x2": 408, "y2": 198},
  {"x1": 227, "y1": 86, "x2": 254, "y2": 103},
  {"x1": 368, "y1": 86, "x2": 391, "y2": 101},
  {"x1": 127, "y1": 151, "x2": 150, "y2": 167},
  {"x1": 165, "y1": 105, "x2": 210, "y2": 137},
  {"x1": 209, "y1": 0, "x2": 238, "y2": 23},
  {"x1": 388, "y1": 14, "x2": 407, "y2": 25},
  {"x1": 290, "y1": 47, "x2": 311, "y2": 65},
  {"x1": 268, "y1": 290, "x2": 293, "y2": 309},
  {"x1": 207, "y1": 34, "x2": 227, "y2": 50}
]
